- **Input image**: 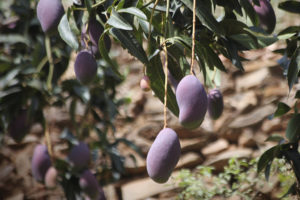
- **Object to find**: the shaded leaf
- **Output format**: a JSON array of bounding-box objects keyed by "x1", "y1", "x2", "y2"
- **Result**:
[
  {"x1": 265, "y1": 134, "x2": 284, "y2": 143},
  {"x1": 274, "y1": 102, "x2": 291, "y2": 117},
  {"x1": 146, "y1": 43, "x2": 179, "y2": 116},
  {"x1": 287, "y1": 47, "x2": 300, "y2": 91},
  {"x1": 110, "y1": 28, "x2": 148, "y2": 64},
  {"x1": 181, "y1": 0, "x2": 223, "y2": 34},
  {"x1": 279, "y1": 1, "x2": 300, "y2": 14},
  {"x1": 286, "y1": 114, "x2": 300, "y2": 142},
  {"x1": 257, "y1": 145, "x2": 279, "y2": 173}
]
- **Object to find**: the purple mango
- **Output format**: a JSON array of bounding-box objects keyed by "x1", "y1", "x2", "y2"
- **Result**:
[
  {"x1": 74, "y1": 50, "x2": 97, "y2": 84},
  {"x1": 176, "y1": 75, "x2": 208, "y2": 129},
  {"x1": 85, "y1": 19, "x2": 111, "y2": 58},
  {"x1": 31, "y1": 144, "x2": 52, "y2": 182},
  {"x1": 45, "y1": 166, "x2": 58, "y2": 188},
  {"x1": 85, "y1": 187, "x2": 106, "y2": 200},
  {"x1": 140, "y1": 75, "x2": 151, "y2": 92},
  {"x1": 8, "y1": 110, "x2": 30, "y2": 142},
  {"x1": 36, "y1": 0, "x2": 64, "y2": 34},
  {"x1": 146, "y1": 128, "x2": 181, "y2": 183},
  {"x1": 168, "y1": 71, "x2": 179, "y2": 91},
  {"x1": 79, "y1": 170, "x2": 100, "y2": 199},
  {"x1": 251, "y1": 0, "x2": 276, "y2": 33},
  {"x1": 207, "y1": 89, "x2": 224, "y2": 120},
  {"x1": 67, "y1": 142, "x2": 90, "y2": 171}
]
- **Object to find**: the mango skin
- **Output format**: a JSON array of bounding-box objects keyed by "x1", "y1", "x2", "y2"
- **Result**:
[
  {"x1": 67, "y1": 142, "x2": 90, "y2": 171},
  {"x1": 252, "y1": 0, "x2": 276, "y2": 33},
  {"x1": 45, "y1": 166, "x2": 58, "y2": 188},
  {"x1": 36, "y1": 0, "x2": 64, "y2": 34},
  {"x1": 140, "y1": 75, "x2": 151, "y2": 91},
  {"x1": 176, "y1": 75, "x2": 208, "y2": 129},
  {"x1": 207, "y1": 89, "x2": 224, "y2": 120},
  {"x1": 74, "y1": 50, "x2": 97, "y2": 84},
  {"x1": 87, "y1": 19, "x2": 111, "y2": 58},
  {"x1": 8, "y1": 110, "x2": 30, "y2": 143},
  {"x1": 31, "y1": 144, "x2": 51, "y2": 182},
  {"x1": 84, "y1": 187, "x2": 106, "y2": 200},
  {"x1": 79, "y1": 170, "x2": 100, "y2": 200},
  {"x1": 146, "y1": 128, "x2": 181, "y2": 183}
]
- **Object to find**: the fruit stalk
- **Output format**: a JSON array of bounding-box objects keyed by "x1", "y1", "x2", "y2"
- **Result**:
[
  {"x1": 190, "y1": 0, "x2": 196, "y2": 74},
  {"x1": 45, "y1": 35, "x2": 54, "y2": 91},
  {"x1": 162, "y1": 0, "x2": 170, "y2": 129}
]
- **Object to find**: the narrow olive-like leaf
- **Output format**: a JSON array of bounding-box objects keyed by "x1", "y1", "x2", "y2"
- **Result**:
[
  {"x1": 239, "y1": 0, "x2": 259, "y2": 26},
  {"x1": 118, "y1": 7, "x2": 147, "y2": 20},
  {"x1": 107, "y1": 8, "x2": 133, "y2": 30},
  {"x1": 264, "y1": 161, "x2": 272, "y2": 181},
  {"x1": 58, "y1": 14, "x2": 79, "y2": 50},
  {"x1": 274, "y1": 102, "x2": 291, "y2": 117},
  {"x1": 98, "y1": 33, "x2": 123, "y2": 79},
  {"x1": 181, "y1": 0, "x2": 223, "y2": 34},
  {"x1": 85, "y1": 0, "x2": 92, "y2": 15},
  {"x1": 265, "y1": 134, "x2": 284, "y2": 143},
  {"x1": 287, "y1": 47, "x2": 300, "y2": 91},
  {"x1": 109, "y1": 28, "x2": 148, "y2": 64},
  {"x1": 279, "y1": 1, "x2": 300, "y2": 14},
  {"x1": 146, "y1": 43, "x2": 179, "y2": 116},
  {"x1": 0, "y1": 34, "x2": 30, "y2": 46},
  {"x1": 286, "y1": 114, "x2": 300, "y2": 142},
  {"x1": 257, "y1": 145, "x2": 278, "y2": 173},
  {"x1": 295, "y1": 90, "x2": 300, "y2": 99},
  {"x1": 67, "y1": 8, "x2": 80, "y2": 35},
  {"x1": 278, "y1": 26, "x2": 300, "y2": 36},
  {"x1": 222, "y1": 39, "x2": 244, "y2": 71}
]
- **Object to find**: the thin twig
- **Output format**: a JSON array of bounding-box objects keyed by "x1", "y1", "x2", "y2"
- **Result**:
[
  {"x1": 190, "y1": 0, "x2": 196, "y2": 74},
  {"x1": 163, "y1": 0, "x2": 170, "y2": 129},
  {"x1": 45, "y1": 35, "x2": 54, "y2": 91},
  {"x1": 45, "y1": 122, "x2": 53, "y2": 161}
]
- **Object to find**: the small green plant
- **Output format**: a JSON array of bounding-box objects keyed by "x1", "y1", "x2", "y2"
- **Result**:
[{"x1": 176, "y1": 157, "x2": 296, "y2": 200}]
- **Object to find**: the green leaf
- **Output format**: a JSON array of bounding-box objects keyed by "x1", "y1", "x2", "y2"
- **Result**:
[
  {"x1": 146, "y1": 47, "x2": 179, "y2": 117},
  {"x1": 286, "y1": 114, "x2": 300, "y2": 142},
  {"x1": 239, "y1": 0, "x2": 259, "y2": 26},
  {"x1": 109, "y1": 28, "x2": 148, "y2": 64},
  {"x1": 118, "y1": 7, "x2": 147, "y2": 20},
  {"x1": 278, "y1": 26, "x2": 300, "y2": 36},
  {"x1": 98, "y1": 33, "x2": 123, "y2": 79},
  {"x1": 287, "y1": 47, "x2": 300, "y2": 91},
  {"x1": 107, "y1": 8, "x2": 133, "y2": 30},
  {"x1": 279, "y1": 1, "x2": 300, "y2": 14},
  {"x1": 274, "y1": 102, "x2": 291, "y2": 117},
  {"x1": 58, "y1": 14, "x2": 79, "y2": 50},
  {"x1": 265, "y1": 134, "x2": 284, "y2": 143},
  {"x1": 257, "y1": 145, "x2": 279, "y2": 173},
  {"x1": 222, "y1": 39, "x2": 244, "y2": 71},
  {"x1": 0, "y1": 34, "x2": 30, "y2": 46},
  {"x1": 181, "y1": 0, "x2": 223, "y2": 34},
  {"x1": 264, "y1": 161, "x2": 272, "y2": 181},
  {"x1": 295, "y1": 90, "x2": 300, "y2": 99},
  {"x1": 230, "y1": 29, "x2": 277, "y2": 50}
]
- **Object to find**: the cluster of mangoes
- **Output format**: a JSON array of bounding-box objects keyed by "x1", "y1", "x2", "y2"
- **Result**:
[
  {"x1": 145, "y1": 0, "x2": 276, "y2": 184},
  {"x1": 31, "y1": 142, "x2": 106, "y2": 199},
  {"x1": 144, "y1": 74, "x2": 224, "y2": 183}
]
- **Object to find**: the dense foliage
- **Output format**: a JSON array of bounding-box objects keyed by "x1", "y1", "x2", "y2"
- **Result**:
[{"x1": 1, "y1": 0, "x2": 300, "y2": 198}]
